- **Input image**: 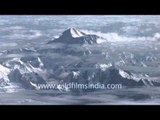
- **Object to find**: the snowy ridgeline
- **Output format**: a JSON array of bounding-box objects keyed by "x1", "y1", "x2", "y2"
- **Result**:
[{"x1": 0, "y1": 28, "x2": 159, "y2": 92}]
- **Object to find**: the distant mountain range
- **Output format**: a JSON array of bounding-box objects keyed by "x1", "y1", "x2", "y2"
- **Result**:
[{"x1": 0, "y1": 28, "x2": 159, "y2": 92}]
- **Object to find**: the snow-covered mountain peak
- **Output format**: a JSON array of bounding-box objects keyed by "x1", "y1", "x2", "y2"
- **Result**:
[
  {"x1": 69, "y1": 28, "x2": 86, "y2": 38},
  {"x1": 48, "y1": 28, "x2": 102, "y2": 44},
  {"x1": 61, "y1": 28, "x2": 86, "y2": 38}
]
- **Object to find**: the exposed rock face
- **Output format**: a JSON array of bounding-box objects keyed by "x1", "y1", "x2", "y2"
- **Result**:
[{"x1": 47, "y1": 28, "x2": 102, "y2": 45}]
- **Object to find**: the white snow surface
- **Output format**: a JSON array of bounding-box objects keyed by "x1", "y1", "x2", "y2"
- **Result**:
[{"x1": 70, "y1": 28, "x2": 85, "y2": 38}]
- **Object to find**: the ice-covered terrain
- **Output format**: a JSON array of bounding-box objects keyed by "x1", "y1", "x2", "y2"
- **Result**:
[{"x1": 0, "y1": 15, "x2": 160, "y2": 104}]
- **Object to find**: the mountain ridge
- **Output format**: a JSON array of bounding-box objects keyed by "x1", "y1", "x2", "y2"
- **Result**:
[{"x1": 47, "y1": 28, "x2": 104, "y2": 45}]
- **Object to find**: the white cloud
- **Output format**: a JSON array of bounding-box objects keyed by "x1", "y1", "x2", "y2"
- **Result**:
[{"x1": 81, "y1": 29, "x2": 160, "y2": 42}]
